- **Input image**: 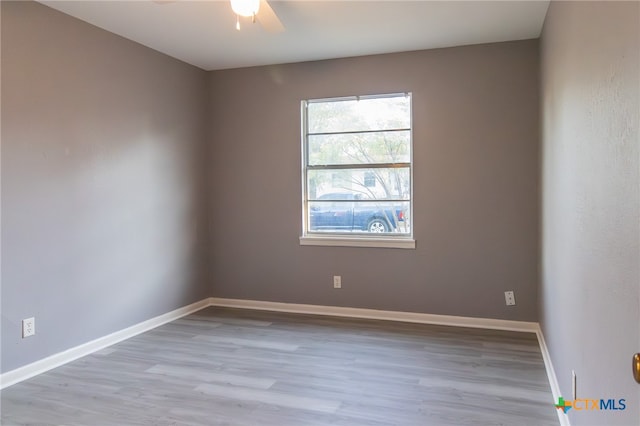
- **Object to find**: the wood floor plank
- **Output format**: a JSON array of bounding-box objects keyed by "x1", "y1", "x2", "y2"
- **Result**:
[
  {"x1": 0, "y1": 307, "x2": 558, "y2": 425},
  {"x1": 195, "y1": 383, "x2": 341, "y2": 413},
  {"x1": 193, "y1": 335, "x2": 300, "y2": 351},
  {"x1": 146, "y1": 364, "x2": 277, "y2": 389}
]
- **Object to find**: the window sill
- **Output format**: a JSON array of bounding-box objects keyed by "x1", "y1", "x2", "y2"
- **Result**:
[{"x1": 299, "y1": 236, "x2": 416, "y2": 249}]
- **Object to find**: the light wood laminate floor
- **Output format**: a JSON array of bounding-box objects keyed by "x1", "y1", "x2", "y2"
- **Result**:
[{"x1": 1, "y1": 307, "x2": 558, "y2": 425}]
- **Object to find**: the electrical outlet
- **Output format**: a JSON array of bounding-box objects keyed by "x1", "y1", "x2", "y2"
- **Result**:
[
  {"x1": 504, "y1": 291, "x2": 516, "y2": 306},
  {"x1": 333, "y1": 275, "x2": 341, "y2": 289},
  {"x1": 22, "y1": 317, "x2": 35, "y2": 338}
]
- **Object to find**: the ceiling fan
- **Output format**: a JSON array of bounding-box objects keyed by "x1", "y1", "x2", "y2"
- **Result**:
[
  {"x1": 155, "y1": 0, "x2": 284, "y2": 33},
  {"x1": 230, "y1": 0, "x2": 284, "y2": 33}
]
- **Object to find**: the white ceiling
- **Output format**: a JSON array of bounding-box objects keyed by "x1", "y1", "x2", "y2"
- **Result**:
[{"x1": 39, "y1": 1, "x2": 550, "y2": 71}]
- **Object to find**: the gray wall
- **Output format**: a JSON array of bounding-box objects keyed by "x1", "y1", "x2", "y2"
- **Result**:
[
  {"x1": 208, "y1": 40, "x2": 540, "y2": 321},
  {"x1": 540, "y1": 2, "x2": 640, "y2": 425},
  {"x1": 1, "y1": 1, "x2": 210, "y2": 373}
]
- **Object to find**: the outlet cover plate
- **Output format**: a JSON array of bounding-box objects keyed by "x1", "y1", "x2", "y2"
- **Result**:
[
  {"x1": 504, "y1": 291, "x2": 516, "y2": 306},
  {"x1": 22, "y1": 317, "x2": 35, "y2": 338}
]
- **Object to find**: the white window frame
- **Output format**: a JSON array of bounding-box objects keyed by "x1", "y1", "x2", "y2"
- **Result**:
[{"x1": 299, "y1": 93, "x2": 415, "y2": 249}]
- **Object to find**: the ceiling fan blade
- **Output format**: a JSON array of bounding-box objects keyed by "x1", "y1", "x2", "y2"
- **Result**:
[{"x1": 257, "y1": 0, "x2": 285, "y2": 33}]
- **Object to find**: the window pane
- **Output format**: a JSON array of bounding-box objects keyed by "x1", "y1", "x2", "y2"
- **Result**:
[
  {"x1": 308, "y1": 200, "x2": 410, "y2": 234},
  {"x1": 308, "y1": 95, "x2": 410, "y2": 134},
  {"x1": 308, "y1": 130, "x2": 410, "y2": 166},
  {"x1": 307, "y1": 168, "x2": 410, "y2": 201},
  {"x1": 364, "y1": 171, "x2": 376, "y2": 187}
]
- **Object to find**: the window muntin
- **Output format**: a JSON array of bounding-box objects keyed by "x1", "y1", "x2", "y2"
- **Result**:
[{"x1": 302, "y1": 93, "x2": 412, "y2": 238}]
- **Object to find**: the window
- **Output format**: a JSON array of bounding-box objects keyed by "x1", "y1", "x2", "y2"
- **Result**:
[
  {"x1": 301, "y1": 93, "x2": 414, "y2": 249},
  {"x1": 364, "y1": 171, "x2": 376, "y2": 188}
]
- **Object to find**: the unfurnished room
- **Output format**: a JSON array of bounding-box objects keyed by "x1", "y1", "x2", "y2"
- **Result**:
[{"x1": 0, "y1": 1, "x2": 638, "y2": 425}]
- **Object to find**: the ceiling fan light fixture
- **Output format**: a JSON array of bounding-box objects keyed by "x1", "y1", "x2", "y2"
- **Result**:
[{"x1": 230, "y1": 0, "x2": 260, "y2": 18}]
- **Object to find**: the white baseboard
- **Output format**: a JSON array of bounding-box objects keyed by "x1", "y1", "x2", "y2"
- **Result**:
[
  {"x1": 0, "y1": 298, "x2": 210, "y2": 390},
  {"x1": 1, "y1": 294, "x2": 565, "y2": 426},
  {"x1": 209, "y1": 298, "x2": 565, "y2": 425},
  {"x1": 535, "y1": 324, "x2": 571, "y2": 426},
  {"x1": 207, "y1": 297, "x2": 539, "y2": 333}
]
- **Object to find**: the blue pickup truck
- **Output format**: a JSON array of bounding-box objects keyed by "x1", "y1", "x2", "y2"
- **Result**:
[{"x1": 309, "y1": 193, "x2": 406, "y2": 233}]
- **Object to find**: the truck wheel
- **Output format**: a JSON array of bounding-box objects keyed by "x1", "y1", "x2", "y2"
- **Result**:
[{"x1": 368, "y1": 218, "x2": 389, "y2": 233}]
